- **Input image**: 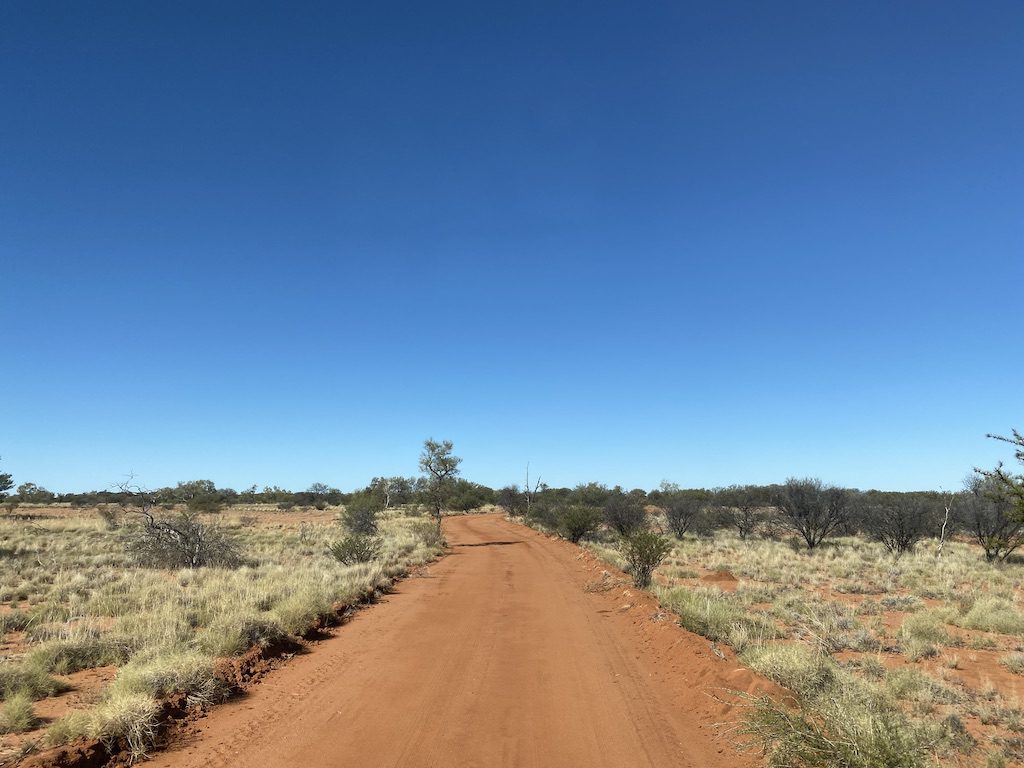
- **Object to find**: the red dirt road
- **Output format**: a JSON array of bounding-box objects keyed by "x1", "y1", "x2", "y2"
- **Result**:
[{"x1": 146, "y1": 514, "x2": 763, "y2": 768}]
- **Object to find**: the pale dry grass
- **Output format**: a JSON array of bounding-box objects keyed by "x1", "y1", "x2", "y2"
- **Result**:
[
  {"x1": 0, "y1": 508, "x2": 443, "y2": 760},
  {"x1": 580, "y1": 525, "x2": 1024, "y2": 766}
]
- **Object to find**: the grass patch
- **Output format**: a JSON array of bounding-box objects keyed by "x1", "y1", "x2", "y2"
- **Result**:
[
  {"x1": 738, "y1": 689, "x2": 937, "y2": 768},
  {"x1": 738, "y1": 645, "x2": 964, "y2": 767},
  {"x1": 110, "y1": 650, "x2": 226, "y2": 705},
  {"x1": 957, "y1": 597, "x2": 1024, "y2": 636},
  {"x1": 658, "y1": 586, "x2": 776, "y2": 645},
  {"x1": 1001, "y1": 653, "x2": 1024, "y2": 675},
  {"x1": 196, "y1": 614, "x2": 288, "y2": 657},
  {"x1": 741, "y1": 644, "x2": 836, "y2": 698},
  {"x1": 26, "y1": 634, "x2": 129, "y2": 675},
  {"x1": 90, "y1": 691, "x2": 161, "y2": 761},
  {"x1": 0, "y1": 662, "x2": 67, "y2": 700},
  {"x1": 0, "y1": 691, "x2": 37, "y2": 734}
]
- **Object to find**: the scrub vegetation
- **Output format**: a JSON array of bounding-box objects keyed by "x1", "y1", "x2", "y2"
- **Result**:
[
  {"x1": 0, "y1": 506, "x2": 444, "y2": 763},
  {"x1": 4, "y1": 431, "x2": 1024, "y2": 767},
  {"x1": 505, "y1": 430, "x2": 1024, "y2": 767}
]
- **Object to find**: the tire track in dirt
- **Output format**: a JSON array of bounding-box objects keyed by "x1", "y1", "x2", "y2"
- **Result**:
[{"x1": 145, "y1": 514, "x2": 765, "y2": 768}]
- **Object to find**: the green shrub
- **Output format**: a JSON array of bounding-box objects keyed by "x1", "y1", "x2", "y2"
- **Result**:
[
  {"x1": 900, "y1": 610, "x2": 955, "y2": 660},
  {"x1": 557, "y1": 505, "x2": 602, "y2": 543},
  {"x1": 329, "y1": 534, "x2": 382, "y2": 566},
  {"x1": 340, "y1": 494, "x2": 383, "y2": 535},
  {"x1": 619, "y1": 530, "x2": 672, "y2": 588}
]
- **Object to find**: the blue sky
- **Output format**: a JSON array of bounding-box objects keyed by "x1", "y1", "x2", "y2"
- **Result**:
[{"x1": 2, "y1": 1, "x2": 1021, "y2": 493}]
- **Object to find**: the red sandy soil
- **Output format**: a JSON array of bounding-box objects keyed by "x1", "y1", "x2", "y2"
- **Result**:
[{"x1": 143, "y1": 513, "x2": 767, "y2": 768}]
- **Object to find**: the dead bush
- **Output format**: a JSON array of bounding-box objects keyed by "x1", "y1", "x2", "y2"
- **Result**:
[{"x1": 125, "y1": 512, "x2": 242, "y2": 569}]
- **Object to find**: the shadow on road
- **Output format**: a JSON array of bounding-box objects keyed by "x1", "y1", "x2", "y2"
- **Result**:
[{"x1": 451, "y1": 540, "x2": 523, "y2": 548}]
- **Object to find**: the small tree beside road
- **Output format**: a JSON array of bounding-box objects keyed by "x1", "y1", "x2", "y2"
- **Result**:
[
  {"x1": 619, "y1": 531, "x2": 673, "y2": 589},
  {"x1": 419, "y1": 438, "x2": 462, "y2": 528}
]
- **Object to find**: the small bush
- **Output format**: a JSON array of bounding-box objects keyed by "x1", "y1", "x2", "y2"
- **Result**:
[
  {"x1": 46, "y1": 711, "x2": 91, "y2": 746},
  {"x1": 271, "y1": 589, "x2": 333, "y2": 635},
  {"x1": 0, "y1": 690, "x2": 36, "y2": 734},
  {"x1": 96, "y1": 505, "x2": 119, "y2": 530},
  {"x1": 901, "y1": 610, "x2": 953, "y2": 650},
  {"x1": 603, "y1": 493, "x2": 647, "y2": 536},
  {"x1": 341, "y1": 493, "x2": 383, "y2": 536},
  {"x1": 886, "y1": 667, "x2": 961, "y2": 707},
  {"x1": 0, "y1": 610, "x2": 30, "y2": 635},
  {"x1": 410, "y1": 520, "x2": 446, "y2": 550},
  {"x1": 125, "y1": 512, "x2": 241, "y2": 569},
  {"x1": 618, "y1": 531, "x2": 672, "y2": 588},
  {"x1": 557, "y1": 505, "x2": 602, "y2": 543},
  {"x1": 880, "y1": 595, "x2": 924, "y2": 612},
  {"x1": 90, "y1": 691, "x2": 160, "y2": 761},
  {"x1": 329, "y1": 534, "x2": 383, "y2": 566}
]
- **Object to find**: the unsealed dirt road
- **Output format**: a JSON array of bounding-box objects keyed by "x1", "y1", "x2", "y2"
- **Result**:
[{"x1": 147, "y1": 514, "x2": 763, "y2": 768}]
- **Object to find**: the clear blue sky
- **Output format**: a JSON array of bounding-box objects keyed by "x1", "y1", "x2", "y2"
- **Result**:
[{"x1": 2, "y1": 1, "x2": 1021, "y2": 493}]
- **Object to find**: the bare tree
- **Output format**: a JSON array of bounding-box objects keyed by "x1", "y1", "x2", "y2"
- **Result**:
[
  {"x1": 525, "y1": 463, "x2": 543, "y2": 519},
  {"x1": 716, "y1": 485, "x2": 770, "y2": 540},
  {"x1": 935, "y1": 488, "x2": 956, "y2": 558},
  {"x1": 659, "y1": 489, "x2": 709, "y2": 539},
  {"x1": 774, "y1": 478, "x2": 850, "y2": 549},
  {"x1": 859, "y1": 492, "x2": 940, "y2": 557}
]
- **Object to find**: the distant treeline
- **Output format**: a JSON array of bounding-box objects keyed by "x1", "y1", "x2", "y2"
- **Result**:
[
  {"x1": 4, "y1": 476, "x2": 499, "y2": 514},
  {"x1": 5, "y1": 473, "x2": 1022, "y2": 561}
]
